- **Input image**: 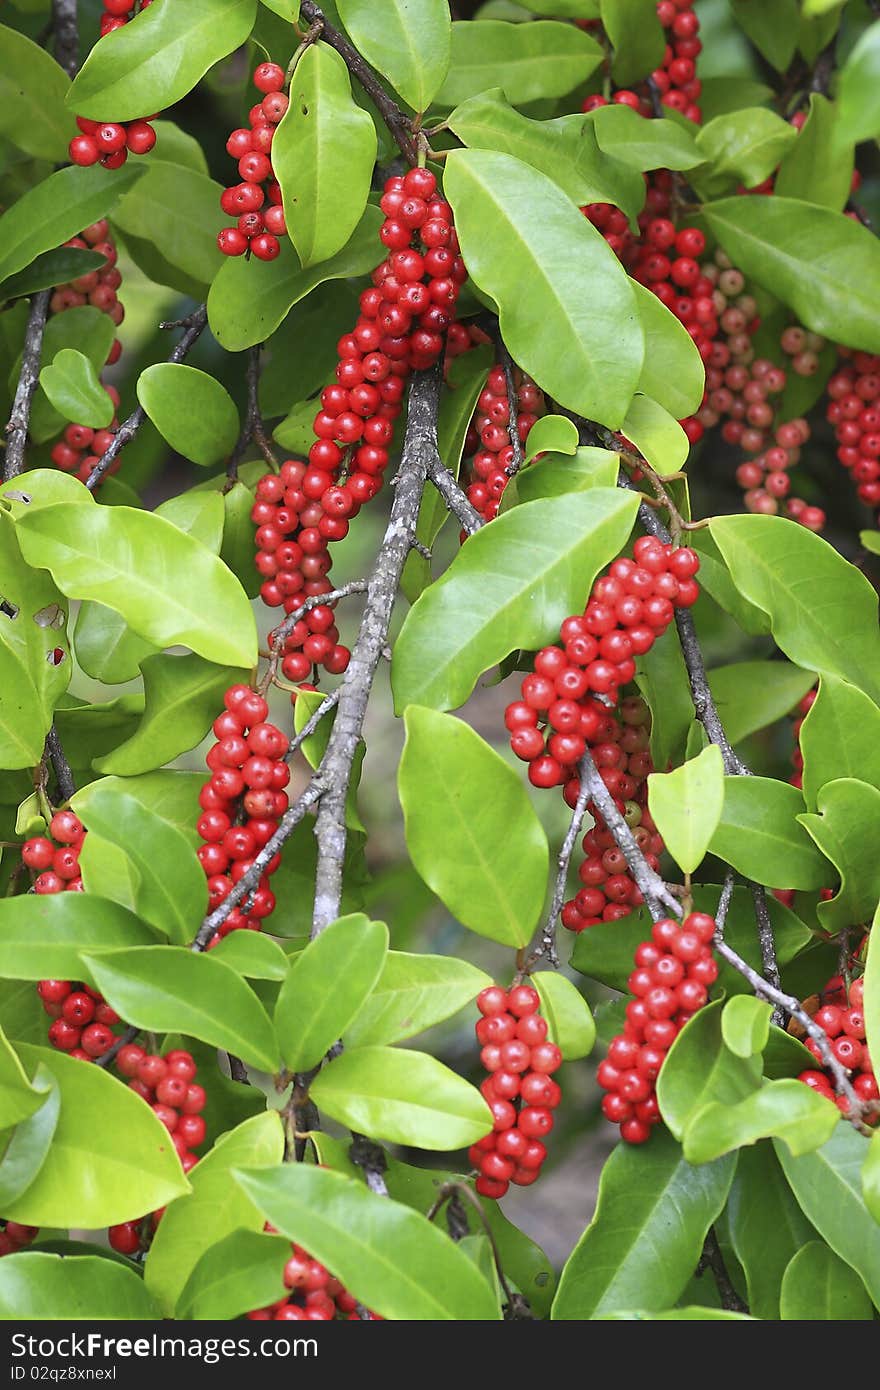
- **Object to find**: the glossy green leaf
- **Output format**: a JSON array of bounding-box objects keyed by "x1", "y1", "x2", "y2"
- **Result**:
[
  {"x1": 259, "y1": 281, "x2": 360, "y2": 416},
  {"x1": 684, "y1": 1081, "x2": 840, "y2": 1164},
  {"x1": 600, "y1": 0, "x2": 664, "y2": 84},
  {"x1": 799, "y1": 779, "x2": 880, "y2": 933},
  {"x1": 619, "y1": 393, "x2": 690, "y2": 476},
  {"x1": 336, "y1": 0, "x2": 451, "y2": 111},
  {"x1": 144, "y1": 1111, "x2": 284, "y2": 1314},
  {"x1": 728, "y1": 1142, "x2": 818, "y2": 1320},
  {"x1": 273, "y1": 44, "x2": 376, "y2": 268},
  {"x1": 631, "y1": 281, "x2": 705, "y2": 419},
  {"x1": 435, "y1": 19, "x2": 602, "y2": 106},
  {"x1": 721, "y1": 995, "x2": 771, "y2": 1059},
  {"x1": 775, "y1": 95, "x2": 853, "y2": 212},
  {"x1": 521, "y1": 414, "x2": 578, "y2": 465},
  {"x1": 3, "y1": 1044, "x2": 188, "y2": 1227},
  {"x1": 836, "y1": 22, "x2": 880, "y2": 148},
  {"x1": 16, "y1": 503, "x2": 258, "y2": 668},
  {"x1": 68, "y1": 0, "x2": 257, "y2": 120},
  {"x1": 16, "y1": 310, "x2": 115, "y2": 445},
  {"x1": 710, "y1": 515, "x2": 880, "y2": 705},
  {"x1": 776, "y1": 1126, "x2": 880, "y2": 1306},
  {"x1": 0, "y1": 247, "x2": 105, "y2": 303},
  {"x1": 0, "y1": 893, "x2": 156, "y2": 982},
  {"x1": 445, "y1": 150, "x2": 643, "y2": 426},
  {"x1": 729, "y1": 0, "x2": 797, "y2": 69},
  {"x1": 211, "y1": 931, "x2": 289, "y2": 981},
  {"x1": 702, "y1": 197, "x2": 880, "y2": 353},
  {"x1": 552, "y1": 1130, "x2": 735, "y2": 1318},
  {"x1": 310, "y1": 1045, "x2": 492, "y2": 1150},
  {"x1": 601, "y1": 1307, "x2": 753, "y2": 1319},
  {"x1": 82, "y1": 948, "x2": 279, "y2": 1074},
  {"x1": 393, "y1": 488, "x2": 638, "y2": 711},
  {"x1": 399, "y1": 706, "x2": 548, "y2": 948},
  {"x1": 0, "y1": 1025, "x2": 45, "y2": 1128},
  {"x1": 657, "y1": 1001, "x2": 761, "y2": 1140},
  {"x1": 39, "y1": 349, "x2": 113, "y2": 431},
  {"x1": 0, "y1": 1069, "x2": 60, "y2": 1210},
  {"x1": 588, "y1": 103, "x2": 702, "y2": 171},
  {"x1": 219, "y1": 480, "x2": 260, "y2": 599},
  {"x1": 709, "y1": 775, "x2": 830, "y2": 889},
  {"x1": 800, "y1": 675, "x2": 880, "y2": 811},
  {"x1": 77, "y1": 835, "x2": 140, "y2": 920},
  {"x1": 73, "y1": 602, "x2": 156, "y2": 687},
  {"x1": 647, "y1": 744, "x2": 724, "y2": 875},
  {"x1": 532, "y1": 972, "x2": 595, "y2": 1059},
  {"x1": 72, "y1": 772, "x2": 204, "y2": 848},
  {"x1": 707, "y1": 659, "x2": 817, "y2": 748},
  {"x1": 345, "y1": 951, "x2": 491, "y2": 1048},
  {"x1": 511, "y1": 447, "x2": 620, "y2": 506},
  {"x1": 0, "y1": 1253, "x2": 160, "y2": 1320},
  {"x1": 207, "y1": 204, "x2": 383, "y2": 351},
  {"x1": 0, "y1": 164, "x2": 143, "y2": 287},
  {"x1": 0, "y1": 25, "x2": 71, "y2": 161},
  {"x1": 235, "y1": 1163, "x2": 500, "y2": 1320},
  {"x1": 110, "y1": 162, "x2": 225, "y2": 291},
  {"x1": 863, "y1": 1128, "x2": 880, "y2": 1226},
  {"x1": 274, "y1": 914, "x2": 388, "y2": 1071},
  {"x1": 77, "y1": 787, "x2": 204, "y2": 942},
  {"x1": 147, "y1": 119, "x2": 209, "y2": 175},
  {"x1": 696, "y1": 109, "x2": 797, "y2": 189},
  {"x1": 137, "y1": 364, "x2": 239, "y2": 467},
  {"x1": 780, "y1": 1242, "x2": 873, "y2": 1320},
  {"x1": 177, "y1": 1229, "x2": 290, "y2": 1321}
]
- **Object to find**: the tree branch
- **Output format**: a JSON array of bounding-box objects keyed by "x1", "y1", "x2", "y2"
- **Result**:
[
  {"x1": 298, "y1": 2, "x2": 417, "y2": 163},
  {"x1": 52, "y1": 0, "x2": 79, "y2": 78},
  {"x1": 85, "y1": 305, "x2": 208, "y2": 490},
  {"x1": 3, "y1": 291, "x2": 51, "y2": 481},
  {"x1": 426, "y1": 455, "x2": 484, "y2": 536},
  {"x1": 285, "y1": 689, "x2": 340, "y2": 763},
  {"x1": 226, "y1": 345, "x2": 276, "y2": 486},
  {"x1": 699, "y1": 1228, "x2": 749, "y2": 1315},
  {"x1": 527, "y1": 751, "x2": 593, "y2": 968},
  {"x1": 44, "y1": 726, "x2": 76, "y2": 804},
  {"x1": 311, "y1": 364, "x2": 442, "y2": 935},
  {"x1": 261, "y1": 581, "x2": 368, "y2": 695}
]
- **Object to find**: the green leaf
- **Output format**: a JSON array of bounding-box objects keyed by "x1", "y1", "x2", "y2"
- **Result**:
[
  {"x1": 728, "y1": 1142, "x2": 818, "y2": 1319},
  {"x1": 207, "y1": 204, "x2": 383, "y2": 351},
  {"x1": 532, "y1": 971, "x2": 595, "y2": 1059},
  {"x1": 647, "y1": 744, "x2": 724, "y2": 875},
  {"x1": 800, "y1": 675, "x2": 880, "y2": 811},
  {"x1": 235, "y1": 1163, "x2": 500, "y2": 1320},
  {"x1": 274, "y1": 914, "x2": 388, "y2": 1071},
  {"x1": 273, "y1": 44, "x2": 376, "y2": 268},
  {"x1": 631, "y1": 281, "x2": 705, "y2": 419},
  {"x1": 77, "y1": 787, "x2": 204, "y2": 943},
  {"x1": 0, "y1": 1069, "x2": 60, "y2": 1210},
  {"x1": 110, "y1": 162, "x2": 225, "y2": 291},
  {"x1": 709, "y1": 775, "x2": 830, "y2": 890},
  {"x1": 16, "y1": 503, "x2": 258, "y2": 668},
  {"x1": 721, "y1": 995, "x2": 771, "y2": 1059},
  {"x1": 94, "y1": 652, "x2": 247, "y2": 776},
  {"x1": 0, "y1": 893, "x2": 157, "y2": 982},
  {"x1": 435, "y1": 19, "x2": 602, "y2": 107},
  {"x1": 696, "y1": 109, "x2": 797, "y2": 189},
  {"x1": 684, "y1": 1081, "x2": 840, "y2": 1164},
  {"x1": 148, "y1": 119, "x2": 209, "y2": 175},
  {"x1": 780, "y1": 1241, "x2": 873, "y2": 1319},
  {"x1": 144, "y1": 1111, "x2": 284, "y2": 1315},
  {"x1": 259, "y1": 281, "x2": 360, "y2": 416},
  {"x1": 3, "y1": 1044, "x2": 188, "y2": 1227},
  {"x1": 710, "y1": 515, "x2": 880, "y2": 705},
  {"x1": 521, "y1": 413, "x2": 578, "y2": 464},
  {"x1": 0, "y1": 247, "x2": 105, "y2": 303},
  {"x1": 0, "y1": 164, "x2": 144, "y2": 287},
  {"x1": 345, "y1": 951, "x2": 492, "y2": 1048},
  {"x1": 619, "y1": 393, "x2": 689, "y2": 476},
  {"x1": 336, "y1": 0, "x2": 451, "y2": 111},
  {"x1": 702, "y1": 197, "x2": 880, "y2": 353},
  {"x1": 776, "y1": 1126, "x2": 880, "y2": 1306},
  {"x1": 73, "y1": 601, "x2": 156, "y2": 686},
  {"x1": 601, "y1": 1307, "x2": 752, "y2": 1319},
  {"x1": 177, "y1": 1229, "x2": 290, "y2": 1321},
  {"x1": 552, "y1": 1130, "x2": 735, "y2": 1318},
  {"x1": 211, "y1": 930, "x2": 289, "y2": 981},
  {"x1": 0, "y1": 1025, "x2": 46, "y2": 1128},
  {"x1": 73, "y1": 772, "x2": 203, "y2": 848},
  {"x1": 729, "y1": 0, "x2": 798, "y2": 69},
  {"x1": 863, "y1": 1129, "x2": 880, "y2": 1226},
  {"x1": 0, "y1": 1252, "x2": 161, "y2": 1320},
  {"x1": 310, "y1": 1045, "x2": 492, "y2": 1150},
  {"x1": 445, "y1": 150, "x2": 643, "y2": 426},
  {"x1": 0, "y1": 25, "x2": 71, "y2": 161},
  {"x1": 799, "y1": 779, "x2": 880, "y2": 933},
  {"x1": 78, "y1": 835, "x2": 140, "y2": 920},
  {"x1": 19, "y1": 311, "x2": 116, "y2": 445},
  {"x1": 511, "y1": 447, "x2": 620, "y2": 506},
  {"x1": 836, "y1": 21, "x2": 880, "y2": 148},
  {"x1": 81, "y1": 948, "x2": 279, "y2": 1074},
  {"x1": 68, "y1": 0, "x2": 257, "y2": 121},
  {"x1": 707, "y1": 659, "x2": 817, "y2": 748},
  {"x1": 393, "y1": 488, "x2": 638, "y2": 710},
  {"x1": 39, "y1": 348, "x2": 113, "y2": 431},
  {"x1": 137, "y1": 364, "x2": 239, "y2": 467},
  {"x1": 600, "y1": 0, "x2": 664, "y2": 85},
  {"x1": 775, "y1": 94, "x2": 853, "y2": 212},
  {"x1": 588, "y1": 103, "x2": 702, "y2": 171},
  {"x1": 656, "y1": 1000, "x2": 761, "y2": 1140},
  {"x1": 399, "y1": 707, "x2": 548, "y2": 948}
]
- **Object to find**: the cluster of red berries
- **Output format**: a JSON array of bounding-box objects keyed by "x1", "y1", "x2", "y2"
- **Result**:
[
  {"x1": 461, "y1": 365, "x2": 544, "y2": 522},
  {"x1": 197, "y1": 685, "x2": 290, "y2": 947},
  {"x1": 798, "y1": 973, "x2": 877, "y2": 1119},
  {"x1": 825, "y1": 350, "x2": 880, "y2": 517},
  {"x1": 21, "y1": 809, "x2": 86, "y2": 895},
  {"x1": 37, "y1": 978, "x2": 121, "y2": 1060},
  {"x1": 653, "y1": 0, "x2": 703, "y2": 122},
  {"x1": 469, "y1": 985, "x2": 562, "y2": 1199},
  {"x1": 69, "y1": 114, "x2": 156, "y2": 169},
  {"x1": 599, "y1": 911, "x2": 718, "y2": 1143},
  {"x1": 99, "y1": 0, "x2": 153, "y2": 35},
  {"x1": 504, "y1": 537, "x2": 700, "y2": 793},
  {"x1": 114, "y1": 1044, "x2": 207, "y2": 1188},
  {"x1": 0, "y1": 1223, "x2": 37, "y2": 1257},
  {"x1": 247, "y1": 1231, "x2": 380, "y2": 1320},
  {"x1": 217, "y1": 63, "x2": 288, "y2": 261}
]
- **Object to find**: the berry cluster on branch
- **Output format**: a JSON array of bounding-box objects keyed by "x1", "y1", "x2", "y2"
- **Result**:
[{"x1": 218, "y1": 63, "x2": 289, "y2": 262}]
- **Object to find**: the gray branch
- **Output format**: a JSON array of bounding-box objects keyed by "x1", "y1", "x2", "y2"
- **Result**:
[
  {"x1": 45, "y1": 725, "x2": 76, "y2": 803},
  {"x1": 3, "y1": 291, "x2": 51, "y2": 481},
  {"x1": 528, "y1": 752, "x2": 593, "y2": 967},
  {"x1": 426, "y1": 456, "x2": 484, "y2": 536},
  {"x1": 52, "y1": 0, "x2": 79, "y2": 77}
]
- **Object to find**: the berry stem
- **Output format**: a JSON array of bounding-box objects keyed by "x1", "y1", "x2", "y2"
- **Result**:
[{"x1": 285, "y1": 18, "x2": 324, "y2": 87}]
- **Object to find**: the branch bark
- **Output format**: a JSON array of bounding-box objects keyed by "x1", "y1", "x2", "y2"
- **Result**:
[
  {"x1": 426, "y1": 455, "x2": 484, "y2": 536},
  {"x1": 3, "y1": 291, "x2": 51, "y2": 481},
  {"x1": 226, "y1": 344, "x2": 276, "y2": 485},
  {"x1": 527, "y1": 752, "x2": 593, "y2": 968},
  {"x1": 52, "y1": 0, "x2": 79, "y2": 78}
]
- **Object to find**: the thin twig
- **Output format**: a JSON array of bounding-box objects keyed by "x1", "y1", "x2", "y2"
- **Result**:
[
  {"x1": 3, "y1": 291, "x2": 51, "y2": 480},
  {"x1": 311, "y1": 365, "x2": 442, "y2": 936},
  {"x1": 52, "y1": 0, "x2": 79, "y2": 78},
  {"x1": 285, "y1": 689, "x2": 340, "y2": 764},
  {"x1": 298, "y1": 2, "x2": 417, "y2": 162},
  {"x1": 95, "y1": 1025, "x2": 139, "y2": 1070},
  {"x1": 261, "y1": 581, "x2": 367, "y2": 694},
  {"x1": 495, "y1": 342, "x2": 525, "y2": 479},
  {"x1": 226, "y1": 345, "x2": 277, "y2": 486},
  {"x1": 349, "y1": 1133, "x2": 389, "y2": 1198},
  {"x1": 527, "y1": 752, "x2": 593, "y2": 968},
  {"x1": 425, "y1": 455, "x2": 484, "y2": 535},
  {"x1": 44, "y1": 726, "x2": 75, "y2": 804},
  {"x1": 715, "y1": 871, "x2": 736, "y2": 935},
  {"x1": 698, "y1": 1229, "x2": 749, "y2": 1315},
  {"x1": 750, "y1": 881, "x2": 783, "y2": 1022},
  {"x1": 425, "y1": 1181, "x2": 530, "y2": 1318},
  {"x1": 85, "y1": 306, "x2": 208, "y2": 490}
]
